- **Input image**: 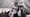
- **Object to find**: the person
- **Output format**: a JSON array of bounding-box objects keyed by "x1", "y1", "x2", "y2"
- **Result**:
[
  {"x1": 19, "y1": 5, "x2": 26, "y2": 17},
  {"x1": 13, "y1": 2, "x2": 19, "y2": 17}
]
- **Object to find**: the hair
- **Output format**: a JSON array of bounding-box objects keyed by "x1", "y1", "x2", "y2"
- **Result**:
[
  {"x1": 15, "y1": 2, "x2": 18, "y2": 6},
  {"x1": 15, "y1": 2, "x2": 18, "y2": 4},
  {"x1": 25, "y1": 12, "x2": 30, "y2": 15}
]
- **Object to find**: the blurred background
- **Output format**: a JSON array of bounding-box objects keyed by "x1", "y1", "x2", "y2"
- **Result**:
[{"x1": 0, "y1": 0, "x2": 23, "y2": 8}]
